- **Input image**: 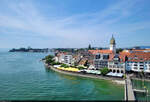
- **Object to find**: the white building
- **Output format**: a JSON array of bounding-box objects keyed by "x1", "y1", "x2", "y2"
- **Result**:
[
  {"x1": 123, "y1": 51, "x2": 150, "y2": 74},
  {"x1": 64, "y1": 55, "x2": 73, "y2": 65},
  {"x1": 55, "y1": 52, "x2": 74, "y2": 65},
  {"x1": 55, "y1": 52, "x2": 67, "y2": 63},
  {"x1": 108, "y1": 54, "x2": 125, "y2": 74}
]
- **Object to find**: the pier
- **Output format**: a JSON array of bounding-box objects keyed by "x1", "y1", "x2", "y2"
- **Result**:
[{"x1": 125, "y1": 75, "x2": 135, "y2": 101}]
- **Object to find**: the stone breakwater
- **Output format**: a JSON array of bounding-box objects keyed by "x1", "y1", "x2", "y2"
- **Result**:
[{"x1": 44, "y1": 62, "x2": 125, "y2": 85}]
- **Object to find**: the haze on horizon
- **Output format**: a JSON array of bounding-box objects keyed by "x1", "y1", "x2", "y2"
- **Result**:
[{"x1": 0, "y1": 0, "x2": 150, "y2": 49}]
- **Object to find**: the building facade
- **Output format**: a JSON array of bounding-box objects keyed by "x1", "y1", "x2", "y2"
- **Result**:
[
  {"x1": 89, "y1": 35, "x2": 116, "y2": 69},
  {"x1": 108, "y1": 54, "x2": 125, "y2": 73},
  {"x1": 64, "y1": 55, "x2": 73, "y2": 65},
  {"x1": 125, "y1": 52, "x2": 150, "y2": 73},
  {"x1": 94, "y1": 53, "x2": 110, "y2": 69}
]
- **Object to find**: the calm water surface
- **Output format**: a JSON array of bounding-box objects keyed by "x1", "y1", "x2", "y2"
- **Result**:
[
  {"x1": 132, "y1": 79, "x2": 150, "y2": 101},
  {"x1": 0, "y1": 50, "x2": 124, "y2": 100}
]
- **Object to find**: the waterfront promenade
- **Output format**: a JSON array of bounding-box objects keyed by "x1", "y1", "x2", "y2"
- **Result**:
[{"x1": 44, "y1": 63, "x2": 124, "y2": 83}]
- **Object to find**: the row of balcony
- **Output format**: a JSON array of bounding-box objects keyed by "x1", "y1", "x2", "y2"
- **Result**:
[{"x1": 108, "y1": 65, "x2": 124, "y2": 68}]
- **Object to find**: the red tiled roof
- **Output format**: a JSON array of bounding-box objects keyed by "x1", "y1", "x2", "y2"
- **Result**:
[
  {"x1": 119, "y1": 51, "x2": 150, "y2": 62},
  {"x1": 88, "y1": 50, "x2": 113, "y2": 55},
  {"x1": 108, "y1": 53, "x2": 115, "y2": 61},
  {"x1": 57, "y1": 52, "x2": 67, "y2": 57},
  {"x1": 119, "y1": 52, "x2": 131, "y2": 62},
  {"x1": 127, "y1": 52, "x2": 150, "y2": 62}
]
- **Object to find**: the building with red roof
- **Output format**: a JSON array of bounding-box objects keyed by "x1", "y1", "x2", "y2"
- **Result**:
[
  {"x1": 88, "y1": 35, "x2": 116, "y2": 69},
  {"x1": 125, "y1": 51, "x2": 150, "y2": 73}
]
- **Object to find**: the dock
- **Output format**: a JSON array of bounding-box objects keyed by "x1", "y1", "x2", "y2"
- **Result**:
[{"x1": 125, "y1": 75, "x2": 135, "y2": 101}]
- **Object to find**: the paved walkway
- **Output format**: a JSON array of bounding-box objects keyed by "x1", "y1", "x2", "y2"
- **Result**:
[{"x1": 125, "y1": 75, "x2": 135, "y2": 101}]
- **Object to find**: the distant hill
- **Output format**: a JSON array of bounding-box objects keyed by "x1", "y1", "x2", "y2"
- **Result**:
[
  {"x1": 139, "y1": 46, "x2": 150, "y2": 49},
  {"x1": 132, "y1": 46, "x2": 150, "y2": 49}
]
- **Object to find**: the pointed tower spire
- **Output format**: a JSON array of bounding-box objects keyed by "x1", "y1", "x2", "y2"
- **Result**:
[
  {"x1": 110, "y1": 34, "x2": 116, "y2": 53},
  {"x1": 110, "y1": 34, "x2": 115, "y2": 45}
]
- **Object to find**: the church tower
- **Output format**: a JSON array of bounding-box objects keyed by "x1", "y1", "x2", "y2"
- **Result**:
[{"x1": 110, "y1": 35, "x2": 116, "y2": 53}]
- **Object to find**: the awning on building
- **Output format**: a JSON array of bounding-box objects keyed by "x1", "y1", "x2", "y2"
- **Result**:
[
  {"x1": 84, "y1": 70, "x2": 101, "y2": 75},
  {"x1": 106, "y1": 72, "x2": 123, "y2": 77}
]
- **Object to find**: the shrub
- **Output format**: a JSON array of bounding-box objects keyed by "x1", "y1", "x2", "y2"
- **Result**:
[
  {"x1": 51, "y1": 62, "x2": 61, "y2": 65},
  {"x1": 70, "y1": 65, "x2": 77, "y2": 68},
  {"x1": 100, "y1": 67, "x2": 110, "y2": 76},
  {"x1": 45, "y1": 59, "x2": 54, "y2": 64},
  {"x1": 61, "y1": 64, "x2": 69, "y2": 68},
  {"x1": 45, "y1": 55, "x2": 54, "y2": 60},
  {"x1": 78, "y1": 66, "x2": 85, "y2": 70},
  {"x1": 123, "y1": 74, "x2": 126, "y2": 79}
]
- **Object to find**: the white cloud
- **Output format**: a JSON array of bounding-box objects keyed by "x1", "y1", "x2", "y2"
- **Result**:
[{"x1": 0, "y1": 0, "x2": 150, "y2": 48}]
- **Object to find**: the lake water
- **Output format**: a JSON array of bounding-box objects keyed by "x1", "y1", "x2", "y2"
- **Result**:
[
  {"x1": 132, "y1": 79, "x2": 150, "y2": 101},
  {"x1": 0, "y1": 50, "x2": 124, "y2": 100}
]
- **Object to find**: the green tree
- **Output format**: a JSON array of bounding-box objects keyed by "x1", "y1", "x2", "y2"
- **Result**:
[
  {"x1": 116, "y1": 48, "x2": 123, "y2": 53},
  {"x1": 123, "y1": 74, "x2": 126, "y2": 79},
  {"x1": 100, "y1": 67, "x2": 110, "y2": 76},
  {"x1": 45, "y1": 55, "x2": 55, "y2": 65},
  {"x1": 84, "y1": 60, "x2": 89, "y2": 67}
]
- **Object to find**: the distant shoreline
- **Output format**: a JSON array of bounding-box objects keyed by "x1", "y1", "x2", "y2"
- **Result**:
[
  {"x1": 43, "y1": 61, "x2": 125, "y2": 85},
  {"x1": 9, "y1": 48, "x2": 50, "y2": 53}
]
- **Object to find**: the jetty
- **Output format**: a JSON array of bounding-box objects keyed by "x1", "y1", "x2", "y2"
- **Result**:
[{"x1": 125, "y1": 75, "x2": 135, "y2": 101}]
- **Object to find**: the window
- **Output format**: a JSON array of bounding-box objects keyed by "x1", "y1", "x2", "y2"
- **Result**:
[
  {"x1": 117, "y1": 70, "x2": 120, "y2": 73},
  {"x1": 134, "y1": 57, "x2": 138, "y2": 60},
  {"x1": 114, "y1": 62, "x2": 118, "y2": 64},
  {"x1": 96, "y1": 54, "x2": 101, "y2": 59},
  {"x1": 113, "y1": 70, "x2": 116, "y2": 73},
  {"x1": 121, "y1": 70, "x2": 123, "y2": 73},
  {"x1": 103, "y1": 55, "x2": 109, "y2": 59}
]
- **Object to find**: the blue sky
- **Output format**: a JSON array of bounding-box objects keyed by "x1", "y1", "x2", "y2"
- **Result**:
[{"x1": 0, "y1": 0, "x2": 150, "y2": 48}]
